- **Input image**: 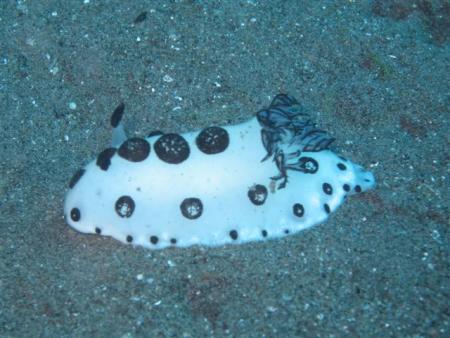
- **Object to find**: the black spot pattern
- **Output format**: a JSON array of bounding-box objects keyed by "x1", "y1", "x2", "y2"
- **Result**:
[
  {"x1": 343, "y1": 184, "x2": 350, "y2": 192},
  {"x1": 322, "y1": 183, "x2": 333, "y2": 195},
  {"x1": 170, "y1": 238, "x2": 177, "y2": 245},
  {"x1": 126, "y1": 235, "x2": 133, "y2": 243},
  {"x1": 97, "y1": 148, "x2": 117, "y2": 170},
  {"x1": 196, "y1": 126, "x2": 230, "y2": 154},
  {"x1": 70, "y1": 208, "x2": 80, "y2": 222},
  {"x1": 115, "y1": 196, "x2": 135, "y2": 218},
  {"x1": 284, "y1": 229, "x2": 290, "y2": 234},
  {"x1": 355, "y1": 185, "x2": 362, "y2": 193},
  {"x1": 69, "y1": 169, "x2": 85, "y2": 188},
  {"x1": 154, "y1": 133, "x2": 190, "y2": 164},
  {"x1": 229, "y1": 230, "x2": 238, "y2": 240},
  {"x1": 337, "y1": 163, "x2": 347, "y2": 170},
  {"x1": 324, "y1": 204, "x2": 331, "y2": 214},
  {"x1": 261, "y1": 230, "x2": 268, "y2": 237},
  {"x1": 118, "y1": 138, "x2": 150, "y2": 162},
  {"x1": 95, "y1": 227, "x2": 101, "y2": 234},
  {"x1": 150, "y1": 236, "x2": 159, "y2": 244},
  {"x1": 297, "y1": 157, "x2": 319, "y2": 174},
  {"x1": 180, "y1": 198, "x2": 203, "y2": 219},
  {"x1": 293, "y1": 203, "x2": 305, "y2": 217},
  {"x1": 248, "y1": 184, "x2": 268, "y2": 206}
]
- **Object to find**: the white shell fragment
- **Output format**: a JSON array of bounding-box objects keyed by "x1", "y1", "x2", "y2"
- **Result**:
[{"x1": 64, "y1": 94, "x2": 375, "y2": 249}]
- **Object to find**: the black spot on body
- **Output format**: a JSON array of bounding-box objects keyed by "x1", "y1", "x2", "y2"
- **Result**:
[
  {"x1": 297, "y1": 157, "x2": 319, "y2": 174},
  {"x1": 248, "y1": 184, "x2": 268, "y2": 205},
  {"x1": 111, "y1": 102, "x2": 125, "y2": 128},
  {"x1": 154, "y1": 133, "x2": 190, "y2": 164},
  {"x1": 170, "y1": 238, "x2": 177, "y2": 245},
  {"x1": 150, "y1": 236, "x2": 159, "y2": 244},
  {"x1": 126, "y1": 235, "x2": 133, "y2": 243},
  {"x1": 229, "y1": 230, "x2": 238, "y2": 240},
  {"x1": 322, "y1": 183, "x2": 333, "y2": 195},
  {"x1": 70, "y1": 208, "x2": 81, "y2": 222},
  {"x1": 261, "y1": 230, "x2": 268, "y2": 237},
  {"x1": 355, "y1": 185, "x2": 362, "y2": 193},
  {"x1": 118, "y1": 138, "x2": 150, "y2": 162},
  {"x1": 196, "y1": 126, "x2": 230, "y2": 154},
  {"x1": 96, "y1": 148, "x2": 117, "y2": 170},
  {"x1": 337, "y1": 163, "x2": 347, "y2": 170},
  {"x1": 284, "y1": 229, "x2": 290, "y2": 234},
  {"x1": 324, "y1": 204, "x2": 331, "y2": 214},
  {"x1": 293, "y1": 203, "x2": 304, "y2": 217},
  {"x1": 343, "y1": 184, "x2": 350, "y2": 192},
  {"x1": 95, "y1": 227, "x2": 101, "y2": 234},
  {"x1": 69, "y1": 169, "x2": 85, "y2": 188},
  {"x1": 180, "y1": 198, "x2": 203, "y2": 219},
  {"x1": 115, "y1": 196, "x2": 135, "y2": 218}
]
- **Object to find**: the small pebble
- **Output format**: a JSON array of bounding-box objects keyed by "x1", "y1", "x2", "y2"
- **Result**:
[
  {"x1": 163, "y1": 75, "x2": 174, "y2": 83},
  {"x1": 134, "y1": 11, "x2": 148, "y2": 24}
]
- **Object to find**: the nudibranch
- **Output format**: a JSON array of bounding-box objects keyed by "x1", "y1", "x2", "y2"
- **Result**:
[{"x1": 64, "y1": 94, "x2": 375, "y2": 249}]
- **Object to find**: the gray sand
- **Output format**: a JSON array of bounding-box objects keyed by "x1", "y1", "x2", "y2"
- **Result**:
[{"x1": 1, "y1": 1, "x2": 448, "y2": 337}]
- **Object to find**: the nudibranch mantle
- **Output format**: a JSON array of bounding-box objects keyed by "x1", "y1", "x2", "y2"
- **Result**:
[{"x1": 64, "y1": 94, "x2": 375, "y2": 249}]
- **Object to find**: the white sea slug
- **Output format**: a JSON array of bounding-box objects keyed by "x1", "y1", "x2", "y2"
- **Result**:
[{"x1": 64, "y1": 94, "x2": 375, "y2": 249}]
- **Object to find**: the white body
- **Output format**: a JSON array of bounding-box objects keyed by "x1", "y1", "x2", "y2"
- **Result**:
[{"x1": 64, "y1": 117, "x2": 375, "y2": 249}]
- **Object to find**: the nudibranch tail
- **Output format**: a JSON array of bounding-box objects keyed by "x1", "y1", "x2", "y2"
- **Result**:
[{"x1": 64, "y1": 94, "x2": 375, "y2": 249}]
